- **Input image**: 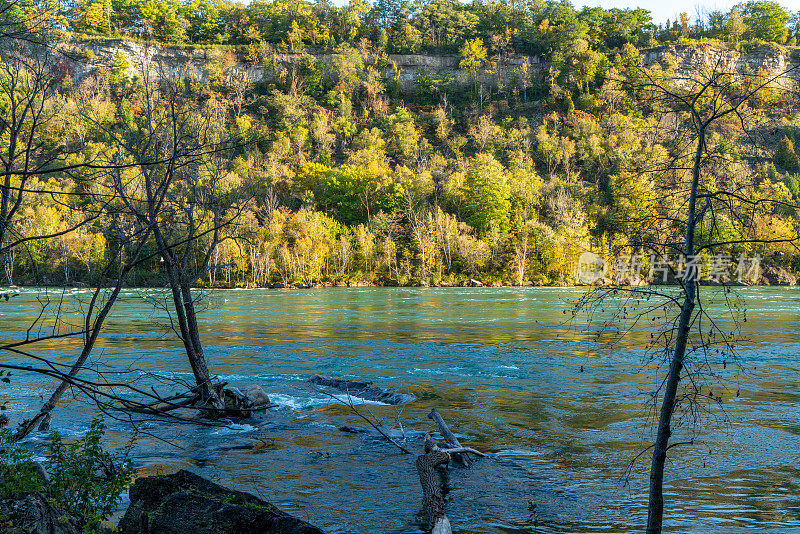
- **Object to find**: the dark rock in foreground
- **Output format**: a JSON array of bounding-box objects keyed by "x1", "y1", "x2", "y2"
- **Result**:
[
  {"x1": 0, "y1": 492, "x2": 79, "y2": 534},
  {"x1": 118, "y1": 470, "x2": 324, "y2": 534},
  {"x1": 307, "y1": 375, "x2": 415, "y2": 405}
]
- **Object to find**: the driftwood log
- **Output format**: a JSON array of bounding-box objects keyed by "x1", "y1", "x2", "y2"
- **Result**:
[
  {"x1": 416, "y1": 411, "x2": 487, "y2": 533},
  {"x1": 417, "y1": 435, "x2": 453, "y2": 534},
  {"x1": 428, "y1": 408, "x2": 471, "y2": 467},
  {"x1": 122, "y1": 383, "x2": 276, "y2": 419}
]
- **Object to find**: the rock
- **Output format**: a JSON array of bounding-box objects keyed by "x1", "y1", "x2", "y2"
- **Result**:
[
  {"x1": 0, "y1": 413, "x2": 8, "y2": 427},
  {"x1": 307, "y1": 375, "x2": 415, "y2": 405},
  {"x1": 239, "y1": 385, "x2": 271, "y2": 408},
  {"x1": 34, "y1": 462, "x2": 49, "y2": 485},
  {"x1": 760, "y1": 265, "x2": 797, "y2": 286},
  {"x1": 117, "y1": 470, "x2": 325, "y2": 534},
  {"x1": 338, "y1": 425, "x2": 367, "y2": 434},
  {"x1": 221, "y1": 385, "x2": 273, "y2": 417},
  {"x1": 0, "y1": 492, "x2": 79, "y2": 534}
]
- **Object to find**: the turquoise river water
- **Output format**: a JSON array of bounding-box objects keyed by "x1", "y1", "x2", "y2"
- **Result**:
[{"x1": 2, "y1": 287, "x2": 800, "y2": 533}]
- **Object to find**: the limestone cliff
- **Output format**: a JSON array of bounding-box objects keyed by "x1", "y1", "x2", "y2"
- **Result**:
[{"x1": 48, "y1": 38, "x2": 800, "y2": 92}]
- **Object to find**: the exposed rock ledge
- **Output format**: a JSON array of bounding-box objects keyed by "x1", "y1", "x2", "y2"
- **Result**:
[
  {"x1": 0, "y1": 471, "x2": 325, "y2": 534},
  {"x1": 118, "y1": 470, "x2": 325, "y2": 534},
  {"x1": 307, "y1": 375, "x2": 415, "y2": 405},
  {"x1": 36, "y1": 38, "x2": 800, "y2": 94}
]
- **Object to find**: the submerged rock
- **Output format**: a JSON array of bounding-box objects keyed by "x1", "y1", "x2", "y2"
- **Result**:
[
  {"x1": 307, "y1": 375, "x2": 415, "y2": 405},
  {"x1": 0, "y1": 492, "x2": 79, "y2": 534},
  {"x1": 117, "y1": 470, "x2": 324, "y2": 534}
]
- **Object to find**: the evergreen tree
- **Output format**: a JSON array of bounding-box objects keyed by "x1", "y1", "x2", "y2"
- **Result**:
[{"x1": 775, "y1": 135, "x2": 799, "y2": 173}]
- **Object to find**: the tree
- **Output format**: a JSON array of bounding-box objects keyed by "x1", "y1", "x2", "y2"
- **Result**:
[
  {"x1": 463, "y1": 153, "x2": 510, "y2": 236},
  {"x1": 382, "y1": 106, "x2": 420, "y2": 161},
  {"x1": 575, "y1": 60, "x2": 800, "y2": 534},
  {"x1": 740, "y1": 0, "x2": 790, "y2": 43},
  {"x1": 0, "y1": 40, "x2": 69, "y2": 285},
  {"x1": 459, "y1": 37, "x2": 486, "y2": 95},
  {"x1": 725, "y1": 7, "x2": 748, "y2": 42},
  {"x1": 331, "y1": 42, "x2": 363, "y2": 99},
  {"x1": 95, "y1": 63, "x2": 247, "y2": 415},
  {"x1": 139, "y1": 0, "x2": 188, "y2": 42},
  {"x1": 418, "y1": 0, "x2": 478, "y2": 50},
  {"x1": 774, "y1": 135, "x2": 799, "y2": 173}
]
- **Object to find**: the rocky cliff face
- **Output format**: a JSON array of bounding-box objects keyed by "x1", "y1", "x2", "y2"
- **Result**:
[
  {"x1": 641, "y1": 43, "x2": 800, "y2": 87},
  {"x1": 50, "y1": 38, "x2": 800, "y2": 92},
  {"x1": 54, "y1": 38, "x2": 545, "y2": 91}
]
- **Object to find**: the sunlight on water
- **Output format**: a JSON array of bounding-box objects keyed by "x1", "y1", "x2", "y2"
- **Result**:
[{"x1": 2, "y1": 287, "x2": 800, "y2": 533}]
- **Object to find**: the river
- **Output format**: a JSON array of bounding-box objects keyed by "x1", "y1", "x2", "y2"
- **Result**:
[{"x1": 2, "y1": 286, "x2": 800, "y2": 533}]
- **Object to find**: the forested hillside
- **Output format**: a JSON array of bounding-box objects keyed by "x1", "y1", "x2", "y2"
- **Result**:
[{"x1": 2, "y1": 0, "x2": 800, "y2": 287}]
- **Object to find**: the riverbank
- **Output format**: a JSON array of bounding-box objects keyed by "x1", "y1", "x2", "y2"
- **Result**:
[{"x1": 7, "y1": 257, "x2": 797, "y2": 290}]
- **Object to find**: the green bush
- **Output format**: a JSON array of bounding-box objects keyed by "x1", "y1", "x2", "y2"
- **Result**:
[
  {"x1": 784, "y1": 173, "x2": 800, "y2": 199},
  {"x1": 0, "y1": 432, "x2": 46, "y2": 498},
  {"x1": 775, "y1": 135, "x2": 800, "y2": 173},
  {"x1": 0, "y1": 419, "x2": 135, "y2": 531}
]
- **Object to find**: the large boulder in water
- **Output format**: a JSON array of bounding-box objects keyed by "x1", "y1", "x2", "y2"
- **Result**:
[
  {"x1": 221, "y1": 384, "x2": 273, "y2": 417},
  {"x1": 0, "y1": 492, "x2": 80, "y2": 534},
  {"x1": 117, "y1": 470, "x2": 324, "y2": 534},
  {"x1": 239, "y1": 384, "x2": 272, "y2": 407}
]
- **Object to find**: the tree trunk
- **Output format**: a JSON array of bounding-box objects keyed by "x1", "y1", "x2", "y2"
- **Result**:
[
  {"x1": 646, "y1": 123, "x2": 705, "y2": 534},
  {"x1": 158, "y1": 233, "x2": 224, "y2": 414},
  {"x1": 417, "y1": 437, "x2": 452, "y2": 534}
]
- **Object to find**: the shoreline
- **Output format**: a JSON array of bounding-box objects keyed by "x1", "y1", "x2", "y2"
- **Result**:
[
  {"x1": 6, "y1": 263, "x2": 796, "y2": 290},
  {"x1": 2, "y1": 280, "x2": 797, "y2": 290}
]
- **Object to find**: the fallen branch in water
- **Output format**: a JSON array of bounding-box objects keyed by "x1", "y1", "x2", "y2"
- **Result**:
[
  {"x1": 310, "y1": 386, "x2": 411, "y2": 454},
  {"x1": 417, "y1": 434, "x2": 452, "y2": 534},
  {"x1": 428, "y1": 408, "x2": 472, "y2": 467},
  {"x1": 416, "y1": 408, "x2": 488, "y2": 533}
]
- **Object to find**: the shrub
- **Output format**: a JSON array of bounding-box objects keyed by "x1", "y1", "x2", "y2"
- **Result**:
[
  {"x1": 0, "y1": 432, "x2": 46, "y2": 498},
  {"x1": 775, "y1": 135, "x2": 800, "y2": 173},
  {"x1": 784, "y1": 173, "x2": 800, "y2": 199},
  {"x1": 0, "y1": 419, "x2": 135, "y2": 532}
]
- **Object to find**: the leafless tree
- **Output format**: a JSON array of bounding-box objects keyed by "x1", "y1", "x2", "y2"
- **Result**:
[
  {"x1": 2, "y1": 46, "x2": 255, "y2": 438},
  {"x1": 84, "y1": 59, "x2": 251, "y2": 416},
  {"x1": 574, "y1": 59, "x2": 800, "y2": 534}
]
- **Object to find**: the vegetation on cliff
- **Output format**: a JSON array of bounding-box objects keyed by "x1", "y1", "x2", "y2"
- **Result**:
[
  {"x1": 49, "y1": 0, "x2": 800, "y2": 52},
  {"x1": 1, "y1": 0, "x2": 800, "y2": 287}
]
